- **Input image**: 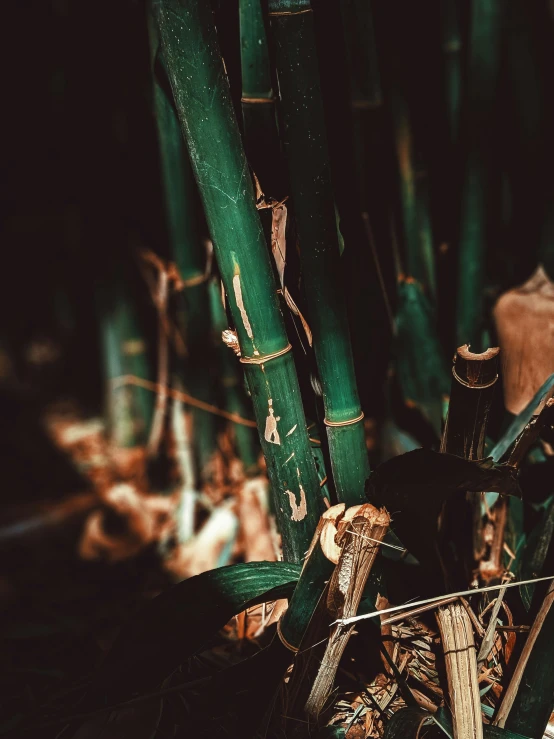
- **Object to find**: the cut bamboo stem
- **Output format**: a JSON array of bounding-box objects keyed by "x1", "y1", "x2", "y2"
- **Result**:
[
  {"x1": 436, "y1": 601, "x2": 483, "y2": 739},
  {"x1": 437, "y1": 344, "x2": 499, "y2": 739},
  {"x1": 441, "y1": 344, "x2": 500, "y2": 578},
  {"x1": 153, "y1": 0, "x2": 325, "y2": 562},
  {"x1": 304, "y1": 504, "x2": 390, "y2": 718}
]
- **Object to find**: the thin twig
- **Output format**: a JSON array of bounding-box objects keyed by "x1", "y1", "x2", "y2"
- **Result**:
[
  {"x1": 334, "y1": 575, "x2": 554, "y2": 627},
  {"x1": 111, "y1": 375, "x2": 257, "y2": 427}
]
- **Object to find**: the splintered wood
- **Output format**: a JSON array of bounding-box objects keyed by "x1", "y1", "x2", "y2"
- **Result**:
[
  {"x1": 305, "y1": 504, "x2": 390, "y2": 719},
  {"x1": 436, "y1": 601, "x2": 483, "y2": 739}
]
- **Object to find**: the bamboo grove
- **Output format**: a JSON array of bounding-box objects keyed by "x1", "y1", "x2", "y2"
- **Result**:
[{"x1": 5, "y1": 1, "x2": 554, "y2": 739}]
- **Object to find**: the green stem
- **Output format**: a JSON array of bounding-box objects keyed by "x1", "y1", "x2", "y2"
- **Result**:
[
  {"x1": 456, "y1": 0, "x2": 503, "y2": 347},
  {"x1": 440, "y1": 0, "x2": 462, "y2": 144},
  {"x1": 149, "y1": 37, "x2": 219, "y2": 480},
  {"x1": 209, "y1": 279, "x2": 260, "y2": 476},
  {"x1": 391, "y1": 89, "x2": 437, "y2": 299},
  {"x1": 153, "y1": 0, "x2": 325, "y2": 563},
  {"x1": 98, "y1": 272, "x2": 154, "y2": 449},
  {"x1": 239, "y1": 0, "x2": 283, "y2": 198},
  {"x1": 268, "y1": 0, "x2": 370, "y2": 507}
]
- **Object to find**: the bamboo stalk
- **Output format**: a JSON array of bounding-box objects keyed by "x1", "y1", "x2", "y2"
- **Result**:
[
  {"x1": 305, "y1": 504, "x2": 390, "y2": 719},
  {"x1": 148, "y1": 23, "x2": 221, "y2": 480},
  {"x1": 278, "y1": 503, "x2": 346, "y2": 651},
  {"x1": 437, "y1": 345, "x2": 499, "y2": 739},
  {"x1": 391, "y1": 87, "x2": 437, "y2": 300},
  {"x1": 153, "y1": 0, "x2": 325, "y2": 562},
  {"x1": 239, "y1": 0, "x2": 283, "y2": 198},
  {"x1": 436, "y1": 601, "x2": 483, "y2": 739},
  {"x1": 395, "y1": 277, "x2": 450, "y2": 437},
  {"x1": 268, "y1": 0, "x2": 370, "y2": 507},
  {"x1": 441, "y1": 344, "x2": 500, "y2": 460},
  {"x1": 456, "y1": 0, "x2": 503, "y2": 347},
  {"x1": 98, "y1": 275, "x2": 154, "y2": 449},
  {"x1": 440, "y1": 0, "x2": 462, "y2": 144},
  {"x1": 208, "y1": 279, "x2": 260, "y2": 477}
]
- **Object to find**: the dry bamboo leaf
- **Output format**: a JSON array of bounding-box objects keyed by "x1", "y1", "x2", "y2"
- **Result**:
[
  {"x1": 494, "y1": 266, "x2": 554, "y2": 414},
  {"x1": 436, "y1": 600, "x2": 482, "y2": 739},
  {"x1": 271, "y1": 203, "x2": 287, "y2": 289},
  {"x1": 237, "y1": 476, "x2": 276, "y2": 563}
]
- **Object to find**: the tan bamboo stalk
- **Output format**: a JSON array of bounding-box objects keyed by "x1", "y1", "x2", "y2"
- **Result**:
[{"x1": 436, "y1": 601, "x2": 483, "y2": 739}]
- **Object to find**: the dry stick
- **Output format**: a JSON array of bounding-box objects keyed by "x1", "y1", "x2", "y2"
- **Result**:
[
  {"x1": 494, "y1": 580, "x2": 554, "y2": 728},
  {"x1": 305, "y1": 504, "x2": 390, "y2": 719},
  {"x1": 335, "y1": 575, "x2": 554, "y2": 627},
  {"x1": 111, "y1": 375, "x2": 257, "y2": 428},
  {"x1": 436, "y1": 601, "x2": 482, "y2": 739}
]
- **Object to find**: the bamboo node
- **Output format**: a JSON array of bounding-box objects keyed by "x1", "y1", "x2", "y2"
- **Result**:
[
  {"x1": 277, "y1": 619, "x2": 299, "y2": 652},
  {"x1": 452, "y1": 366, "x2": 498, "y2": 389},
  {"x1": 324, "y1": 412, "x2": 365, "y2": 428},
  {"x1": 240, "y1": 344, "x2": 292, "y2": 365}
]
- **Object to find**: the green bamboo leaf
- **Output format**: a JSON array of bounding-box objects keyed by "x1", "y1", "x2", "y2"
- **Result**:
[
  {"x1": 490, "y1": 373, "x2": 554, "y2": 462},
  {"x1": 520, "y1": 496, "x2": 554, "y2": 610},
  {"x1": 367, "y1": 448, "x2": 520, "y2": 569},
  {"x1": 383, "y1": 707, "x2": 439, "y2": 738},
  {"x1": 88, "y1": 561, "x2": 300, "y2": 703}
]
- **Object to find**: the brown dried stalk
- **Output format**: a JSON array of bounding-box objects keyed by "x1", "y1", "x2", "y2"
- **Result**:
[
  {"x1": 494, "y1": 580, "x2": 554, "y2": 728},
  {"x1": 438, "y1": 345, "x2": 499, "y2": 738},
  {"x1": 237, "y1": 477, "x2": 276, "y2": 563},
  {"x1": 436, "y1": 601, "x2": 483, "y2": 739},
  {"x1": 304, "y1": 504, "x2": 390, "y2": 719}
]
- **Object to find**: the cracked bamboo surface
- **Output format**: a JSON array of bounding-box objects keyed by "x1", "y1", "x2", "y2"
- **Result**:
[{"x1": 436, "y1": 601, "x2": 483, "y2": 739}]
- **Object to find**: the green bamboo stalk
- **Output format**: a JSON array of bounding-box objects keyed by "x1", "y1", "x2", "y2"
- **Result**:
[
  {"x1": 149, "y1": 47, "x2": 220, "y2": 481},
  {"x1": 395, "y1": 277, "x2": 450, "y2": 438},
  {"x1": 340, "y1": 0, "x2": 382, "y2": 110},
  {"x1": 277, "y1": 504, "x2": 344, "y2": 651},
  {"x1": 98, "y1": 273, "x2": 154, "y2": 449},
  {"x1": 239, "y1": 0, "x2": 283, "y2": 198},
  {"x1": 267, "y1": 0, "x2": 370, "y2": 507},
  {"x1": 208, "y1": 279, "x2": 260, "y2": 477},
  {"x1": 153, "y1": 0, "x2": 325, "y2": 563},
  {"x1": 440, "y1": 0, "x2": 462, "y2": 144},
  {"x1": 456, "y1": 0, "x2": 503, "y2": 347},
  {"x1": 391, "y1": 89, "x2": 437, "y2": 299}
]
